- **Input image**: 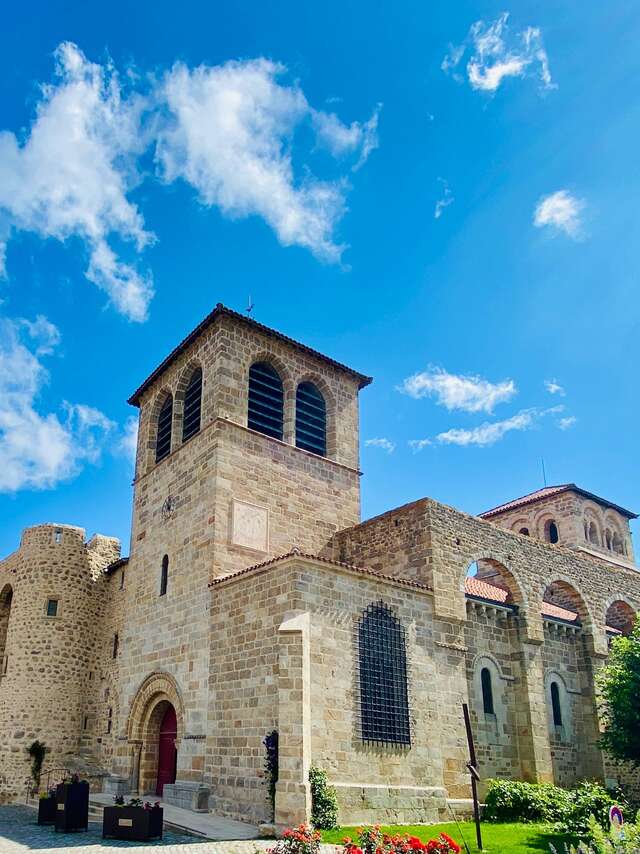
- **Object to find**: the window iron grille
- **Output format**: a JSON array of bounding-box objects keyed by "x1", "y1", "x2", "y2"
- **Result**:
[{"x1": 357, "y1": 601, "x2": 411, "y2": 746}]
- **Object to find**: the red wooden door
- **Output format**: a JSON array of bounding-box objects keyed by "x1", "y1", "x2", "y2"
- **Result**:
[{"x1": 156, "y1": 704, "x2": 177, "y2": 796}]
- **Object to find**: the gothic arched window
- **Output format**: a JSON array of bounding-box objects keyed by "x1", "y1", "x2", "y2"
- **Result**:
[
  {"x1": 155, "y1": 394, "x2": 173, "y2": 463},
  {"x1": 295, "y1": 382, "x2": 326, "y2": 456},
  {"x1": 160, "y1": 554, "x2": 169, "y2": 597},
  {"x1": 481, "y1": 667, "x2": 495, "y2": 715},
  {"x1": 358, "y1": 602, "x2": 410, "y2": 745},
  {"x1": 248, "y1": 362, "x2": 284, "y2": 440},
  {"x1": 550, "y1": 681, "x2": 563, "y2": 726},
  {"x1": 182, "y1": 367, "x2": 202, "y2": 442}
]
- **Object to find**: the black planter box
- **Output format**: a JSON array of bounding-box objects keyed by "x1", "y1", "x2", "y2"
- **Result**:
[
  {"x1": 102, "y1": 806, "x2": 163, "y2": 841},
  {"x1": 54, "y1": 781, "x2": 89, "y2": 832},
  {"x1": 37, "y1": 796, "x2": 57, "y2": 825}
]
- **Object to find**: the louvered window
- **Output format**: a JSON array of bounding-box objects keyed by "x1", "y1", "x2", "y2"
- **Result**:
[
  {"x1": 295, "y1": 382, "x2": 326, "y2": 456},
  {"x1": 182, "y1": 368, "x2": 202, "y2": 442},
  {"x1": 358, "y1": 602, "x2": 411, "y2": 745},
  {"x1": 155, "y1": 394, "x2": 173, "y2": 463},
  {"x1": 248, "y1": 362, "x2": 283, "y2": 440}
]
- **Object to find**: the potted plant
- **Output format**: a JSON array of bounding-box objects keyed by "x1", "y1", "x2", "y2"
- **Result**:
[
  {"x1": 54, "y1": 773, "x2": 89, "y2": 832},
  {"x1": 102, "y1": 795, "x2": 163, "y2": 841},
  {"x1": 37, "y1": 787, "x2": 57, "y2": 825}
]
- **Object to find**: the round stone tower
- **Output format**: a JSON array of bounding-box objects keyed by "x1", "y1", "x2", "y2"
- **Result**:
[{"x1": 0, "y1": 523, "x2": 119, "y2": 802}]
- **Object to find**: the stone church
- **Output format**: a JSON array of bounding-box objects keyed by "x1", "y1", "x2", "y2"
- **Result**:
[{"x1": 1, "y1": 304, "x2": 639, "y2": 827}]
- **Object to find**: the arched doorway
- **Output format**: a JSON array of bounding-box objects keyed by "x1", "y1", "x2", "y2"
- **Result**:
[
  {"x1": 156, "y1": 703, "x2": 177, "y2": 796},
  {"x1": 127, "y1": 672, "x2": 183, "y2": 795}
]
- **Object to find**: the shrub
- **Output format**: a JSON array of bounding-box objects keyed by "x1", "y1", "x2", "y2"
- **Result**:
[
  {"x1": 26, "y1": 740, "x2": 48, "y2": 791},
  {"x1": 309, "y1": 766, "x2": 338, "y2": 830},
  {"x1": 484, "y1": 779, "x2": 625, "y2": 837},
  {"x1": 264, "y1": 730, "x2": 279, "y2": 820},
  {"x1": 483, "y1": 779, "x2": 570, "y2": 823}
]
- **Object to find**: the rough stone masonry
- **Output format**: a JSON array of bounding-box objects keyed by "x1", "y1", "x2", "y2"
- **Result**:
[{"x1": 1, "y1": 304, "x2": 639, "y2": 827}]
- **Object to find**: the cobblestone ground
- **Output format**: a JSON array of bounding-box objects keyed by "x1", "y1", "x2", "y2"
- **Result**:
[{"x1": 0, "y1": 807, "x2": 339, "y2": 854}]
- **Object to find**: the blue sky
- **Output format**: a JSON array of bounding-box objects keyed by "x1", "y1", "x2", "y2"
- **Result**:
[{"x1": 1, "y1": 1, "x2": 639, "y2": 558}]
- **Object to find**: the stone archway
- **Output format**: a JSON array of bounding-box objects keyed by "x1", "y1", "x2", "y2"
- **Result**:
[{"x1": 126, "y1": 673, "x2": 184, "y2": 795}]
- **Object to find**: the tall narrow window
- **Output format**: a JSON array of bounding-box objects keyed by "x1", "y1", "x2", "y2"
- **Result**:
[
  {"x1": 358, "y1": 602, "x2": 410, "y2": 745},
  {"x1": 550, "y1": 681, "x2": 563, "y2": 726},
  {"x1": 112, "y1": 632, "x2": 119, "y2": 659},
  {"x1": 155, "y1": 394, "x2": 173, "y2": 463},
  {"x1": 182, "y1": 367, "x2": 202, "y2": 442},
  {"x1": 46, "y1": 598, "x2": 59, "y2": 618},
  {"x1": 295, "y1": 382, "x2": 326, "y2": 456},
  {"x1": 119, "y1": 570, "x2": 125, "y2": 590},
  {"x1": 107, "y1": 707, "x2": 113, "y2": 734},
  {"x1": 481, "y1": 667, "x2": 495, "y2": 715},
  {"x1": 546, "y1": 521, "x2": 559, "y2": 544},
  {"x1": 160, "y1": 555, "x2": 169, "y2": 597},
  {"x1": 248, "y1": 362, "x2": 283, "y2": 440}
]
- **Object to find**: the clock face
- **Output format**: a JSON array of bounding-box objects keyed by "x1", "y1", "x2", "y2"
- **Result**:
[{"x1": 161, "y1": 495, "x2": 176, "y2": 521}]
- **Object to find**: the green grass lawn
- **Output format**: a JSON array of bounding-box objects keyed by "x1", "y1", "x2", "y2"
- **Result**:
[{"x1": 320, "y1": 822, "x2": 577, "y2": 853}]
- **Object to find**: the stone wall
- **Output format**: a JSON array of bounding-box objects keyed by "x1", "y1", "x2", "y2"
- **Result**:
[{"x1": 0, "y1": 524, "x2": 119, "y2": 802}]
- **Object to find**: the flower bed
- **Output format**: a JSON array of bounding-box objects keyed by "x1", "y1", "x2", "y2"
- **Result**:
[{"x1": 271, "y1": 824, "x2": 460, "y2": 854}]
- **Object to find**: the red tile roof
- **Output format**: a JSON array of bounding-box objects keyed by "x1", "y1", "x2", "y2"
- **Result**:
[
  {"x1": 209, "y1": 550, "x2": 431, "y2": 591},
  {"x1": 128, "y1": 304, "x2": 372, "y2": 405},
  {"x1": 480, "y1": 484, "x2": 637, "y2": 520},
  {"x1": 464, "y1": 576, "x2": 579, "y2": 623}
]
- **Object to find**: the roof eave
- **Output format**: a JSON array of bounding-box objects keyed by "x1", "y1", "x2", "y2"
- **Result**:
[{"x1": 127, "y1": 304, "x2": 372, "y2": 406}]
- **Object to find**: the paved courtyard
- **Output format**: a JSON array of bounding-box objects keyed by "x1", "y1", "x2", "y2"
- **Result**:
[
  {"x1": 0, "y1": 806, "x2": 272, "y2": 854},
  {"x1": 0, "y1": 807, "x2": 341, "y2": 854}
]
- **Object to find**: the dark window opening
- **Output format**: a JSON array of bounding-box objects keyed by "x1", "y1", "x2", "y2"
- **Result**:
[
  {"x1": 46, "y1": 599, "x2": 58, "y2": 618},
  {"x1": 112, "y1": 633, "x2": 119, "y2": 659},
  {"x1": 358, "y1": 602, "x2": 411, "y2": 746},
  {"x1": 519, "y1": 527, "x2": 530, "y2": 536},
  {"x1": 83, "y1": 716, "x2": 88, "y2": 731},
  {"x1": 551, "y1": 681, "x2": 563, "y2": 726},
  {"x1": 107, "y1": 707, "x2": 113, "y2": 734},
  {"x1": 182, "y1": 367, "x2": 202, "y2": 442},
  {"x1": 155, "y1": 394, "x2": 173, "y2": 463},
  {"x1": 481, "y1": 667, "x2": 495, "y2": 715},
  {"x1": 54, "y1": 529, "x2": 62, "y2": 545},
  {"x1": 160, "y1": 554, "x2": 169, "y2": 597},
  {"x1": 248, "y1": 362, "x2": 284, "y2": 440},
  {"x1": 295, "y1": 382, "x2": 327, "y2": 456},
  {"x1": 547, "y1": 521, "x2": 559, "y2": 544},
  {"x1": 119, "y1": 570, "x2": 125, "y2": 590}
]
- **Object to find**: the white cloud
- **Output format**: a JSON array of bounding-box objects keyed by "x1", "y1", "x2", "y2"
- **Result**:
[
  {"x1": 0, "y1": 315, "x2": 114, "y2": 491},
  {"x1": 312, "y1": 102, "x2": 381, "y2": 171},
  {"x1": 0, "y1": 46, "x2": 379, "y2": 319},
  {"x1": 118, "y1": 416, "x2": 139, "y2": 464},
  {"x1": 0, "y1": 42, "x2": 154, "y2": 321},
  {"x1": 558, "y1": 416, "x2": 577, "y2": 431},
  {"x1": 399, "y1": 366, "x2": 516, "y2": 413},
  {"x1": 435, "y1": 408, "x2": 541, "y2": 447},
  {"x1": 544, "y1": 378, "x2": 565, "y2": 396},
  {"x1": 365, "y1": 437, "x2": 395, "y2": 453},
  {"x1": 18, "y1": 314, "x2": 61, "y2": 355},
  {"x1": 156, "y1": 58, "x2": 377, "y2": 263},
  {"x1": 442, "y1": 13, "x2": 554, "y2": 93},
  {"x1": 409, "y1": 438, "x2": 432, "y2": 453},
  {"x1": 434, "y1": 178, "x2": 454, "y2": 220},
  {"x1": 534, "y1": 190, "x2": 584, "y2": 239}
]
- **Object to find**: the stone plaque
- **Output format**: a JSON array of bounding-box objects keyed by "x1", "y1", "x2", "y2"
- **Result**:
[
  {"x1": 118, "y1": 818, "x2": 133, "y2": 827},
  {"x1": 231, "y1": 500, "x2": 268, "y2": 552}
]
